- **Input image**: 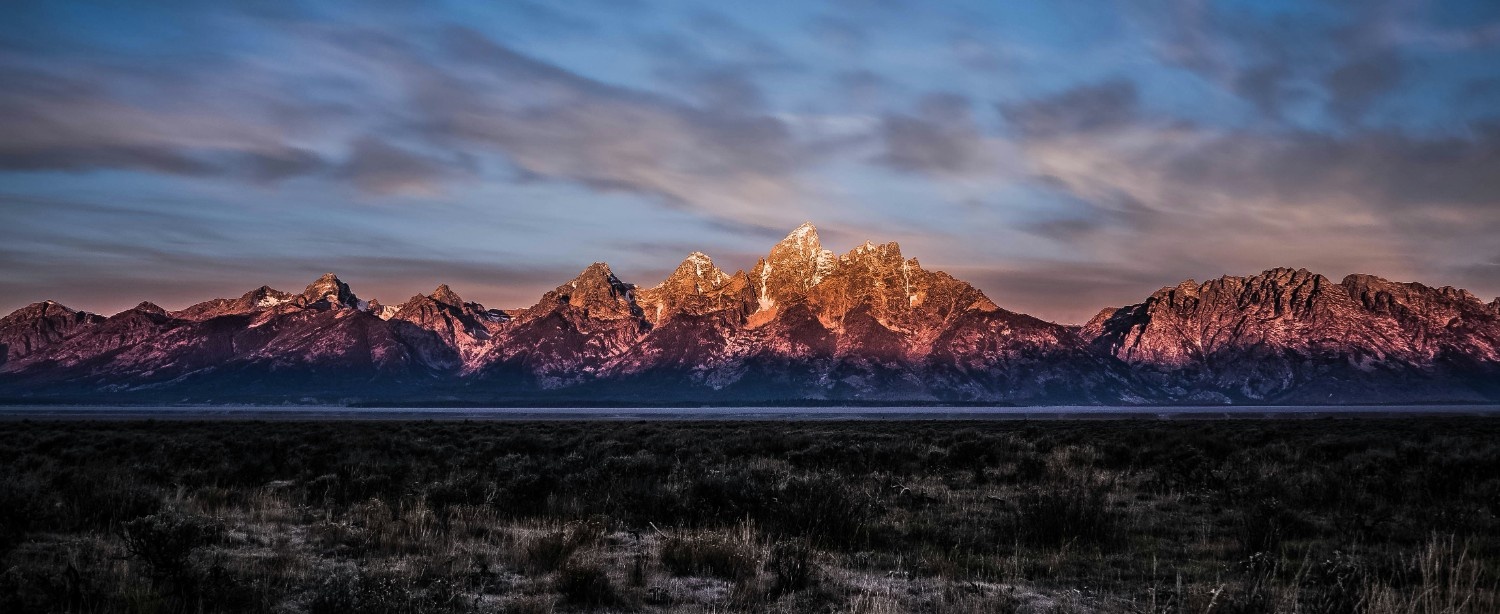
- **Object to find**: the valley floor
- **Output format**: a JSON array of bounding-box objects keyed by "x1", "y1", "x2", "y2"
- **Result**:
[{"x1": 2, "y1": 419, "x2": 1497, "y2": 612}]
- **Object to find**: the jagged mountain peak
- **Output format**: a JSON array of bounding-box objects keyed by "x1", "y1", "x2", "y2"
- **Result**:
[
  {"x1": 665, "y1": 252, "x2": 731, "y2": 287},
  {"x1": 771, "y1": 223, "x2": 833, "y2": 261},
  {"x1": 8, "y1": 301, "x2": 74, "y2": 319},
  {"x1": 368, "y1": 298, "x2": 402, "y2": 320},
  {"x1": 838, "y1": 241, "x2": 907, "y2": 272},
  {"x1": 4, "y1": 224, "x2": 1498, "y2": 405},
  {"x1": 788, "y1": 221, "x2": 818, "y2": 240},
  {"x1": 571, "y1": 262, "x2": 621, "y2": 283},
  {"x1": 136, "y1": 301, "x2": 165, "y2": 313},
  {"x1": 299, "y1": 272, "x2": 362, "y2": 309},
  {"x1": 241, "y1": 285, "x2": 294, "y2": 308},
  {"x1": 1206, "y1": 267, "x2": 1323, "y2": 288},
  {"x1": 753, "y1": 224, "x2": 840, "y2": 310},
  {"x1": 634, "y1": 252, "x2": 755, "y2": 326},
  {"x1": 529, "y1": 262, "x2": 641, "y2": 319},
  {"x1": 1, "y1": 302, "x2": 97, "y2": 334},
  {"x1": 431, "y1": 284, "x2": 463, "y2": 307},
  {"x1": 1341, "y1": 273, "x2": 1456, "y2": 296}
]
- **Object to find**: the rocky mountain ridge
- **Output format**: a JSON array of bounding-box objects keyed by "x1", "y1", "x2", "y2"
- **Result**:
[{"x1": 3, "y1": 224, "x2": 1497, "y2": 404}]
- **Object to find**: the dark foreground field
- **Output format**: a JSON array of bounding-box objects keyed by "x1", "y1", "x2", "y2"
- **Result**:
[{"x1": 2, "y1": 419, "x2": 1497, "y2": 613}]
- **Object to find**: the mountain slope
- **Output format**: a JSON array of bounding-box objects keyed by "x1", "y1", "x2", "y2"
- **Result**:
[
  {"x1": 1, "y1": 226, "x2": 1496, "y2": 405},
  {"x1": 0, "y1": 301, "x2": 104, "y2": 367},
  {"x1": 1083, "y1": 268, "x2": 1500, "y2": 402}
]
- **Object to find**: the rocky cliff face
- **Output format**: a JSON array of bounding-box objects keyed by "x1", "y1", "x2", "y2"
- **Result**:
[
  {"x1": 0, "y1": 301, "x2": 104, "y2": 367},
  {"x1": 297, "y1": 273, "x2": 364, "y2": 310},
  {"x1": 1083, "y1": 268, "x2": 1500, "y2": 403},
  {"x1": 595, "y1": 226, "x2": 1133, "y2": 403},
  {"x1": 174, "y1": 286, "x2": 295, "y2": 321},
  {"x1": 1, "y1": 225, "x2": 1496, "y2": 404},
  {"x1": 388, "y1": 284, "x2": 506, "y2": 371},
  {"x1": 469, "y1": 263, "x2": 650, "y2": 389}
]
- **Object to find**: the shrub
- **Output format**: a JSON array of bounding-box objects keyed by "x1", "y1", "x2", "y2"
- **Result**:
[
  {"x1": 306, "y1": 565, "x2": 474, "y2": 614},
  {"x1": 520, "y1": 519, "x2": 605, "y2": 575},
  {"x1": 660, "y1": 530, "x2": 760, "y2": 582},
  {"x1": 555, "y1": 560, "x2": 625, "y2": 608},
  {"x1": 766, "y1": 540, "x2": 816, "y2": 595},
  {"x1": 1009, "y1": 476, "x2": 1117, "y2": 548},
  {"x1": 773, "y1": 472, "x2": 877, "y2": 548},
  {"x1": 119, "y1": 510, "x2": 225, "y2": 586},
  {"x1": 1302, "y1": 549, "x2": 1370, "y2": 614}
]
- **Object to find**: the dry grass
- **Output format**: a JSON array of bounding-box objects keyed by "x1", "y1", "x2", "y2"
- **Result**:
[{"x1": 1, "y1": 419, "x2": 1498, "y2": 612}]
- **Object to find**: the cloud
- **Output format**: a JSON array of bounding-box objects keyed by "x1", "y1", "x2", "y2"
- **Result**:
[
  {"x1": 808, "y1": 15, "x2": 868, "y2": 55},
  {"x1": 875, "y1": 93, "x2": 993, "y2": 176},
  {"x1": 999, "y1": 80, "x2": 1139, "y2": 137},
  {"x1": 0, "y1": 60, "x2": 331, "y2": 181},
  {"x1": 1126, "y1": 0, "x2": 1428, "y2": 125},
  {"x1": 996, "y1": 79, "x2": 1500, "y2": 308},
  {"x1": 1324, "y1": 50, "x2": 1406, "y2": 122},
  {"x1": 957, "y1": 261, "x2": 1177, "y2": 324},
  {"x1": 399, "y1": 27, "x2": 814, "y2": 225},
  {"x1": 0, "y1": 11, "x2": 825, "y2": 226},
  {"x1": 338, "y1": 137, "x2": 475, "y2": 196},
  {"x1": 949, "y1": 34, "x2": 1005, "y2": 72}
]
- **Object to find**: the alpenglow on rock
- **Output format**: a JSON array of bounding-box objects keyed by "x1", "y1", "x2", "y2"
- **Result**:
[{"x1": 2, "y1": 224, "x2": 1498, "y2": 404}]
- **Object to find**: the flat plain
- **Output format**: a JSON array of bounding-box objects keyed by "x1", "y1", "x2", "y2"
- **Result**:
[{"x1": 2, "y1": 417, "x2": 1497, "y2": 613}]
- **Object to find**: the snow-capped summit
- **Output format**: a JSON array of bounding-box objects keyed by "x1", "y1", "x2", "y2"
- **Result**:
[
  {"x1": 751, "y1": 222, "x2": 839, "y2": 313},
  {"x1": 662, "y1": 252, "x2": 732, "y2": 292},
  {"x1": 636, "y1": 251, "x2": 755, "y2": 325},
  {"x1": 3, "y1": 222, "x2": 1499, "y2": 405}
]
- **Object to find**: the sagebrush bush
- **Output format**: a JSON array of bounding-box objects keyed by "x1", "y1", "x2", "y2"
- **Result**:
[
  {"x1": 660, "y1": 529, "x2": 760, "y2": 582},
  {"x1": 555, "y1": 559, "x2": 626, "y2": 608},
  {"x1": 120, "y1": 510, "x2": 225, "y2": 585},
  {"x1": 1008, "y1": 475, "x2": 1117, "y2": 548},
  {"x1": 766, "y1": 539, "x2": 816, "y2": 595},
  {"x1": 0, "y1": 418, "x2": 1496, "y2": 613},
  {"x1": 520, "y1": 519, "x2": 605, "y2": 574}
]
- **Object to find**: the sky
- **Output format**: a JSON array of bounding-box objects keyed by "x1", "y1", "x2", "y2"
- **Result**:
[{"x1": 2, "y1": 0, "x2": 1499, "y2": 324}]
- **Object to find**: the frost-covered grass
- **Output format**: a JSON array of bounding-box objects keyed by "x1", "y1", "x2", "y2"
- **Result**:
[{"x1": 1, "y1": 419, "x2": 1497, "y2": 612}]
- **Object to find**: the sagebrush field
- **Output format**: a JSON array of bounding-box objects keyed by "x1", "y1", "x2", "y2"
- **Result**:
[{"x1": 1, "y1": 418, "x2": 1496, "y2": 613}]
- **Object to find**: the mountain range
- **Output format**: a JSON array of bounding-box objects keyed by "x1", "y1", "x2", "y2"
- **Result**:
[{"x1": 3, "y1": 223, "x2": 1498, "y2": 405}]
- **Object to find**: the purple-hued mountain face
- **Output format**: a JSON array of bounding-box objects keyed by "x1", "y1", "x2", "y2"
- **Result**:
[
  {"x1": 1082, "y1": 268, "x2": 1500, "y2": 403},
  {"x1": 2, "y1": 225, "x2": 1498, "y2": 405}
]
